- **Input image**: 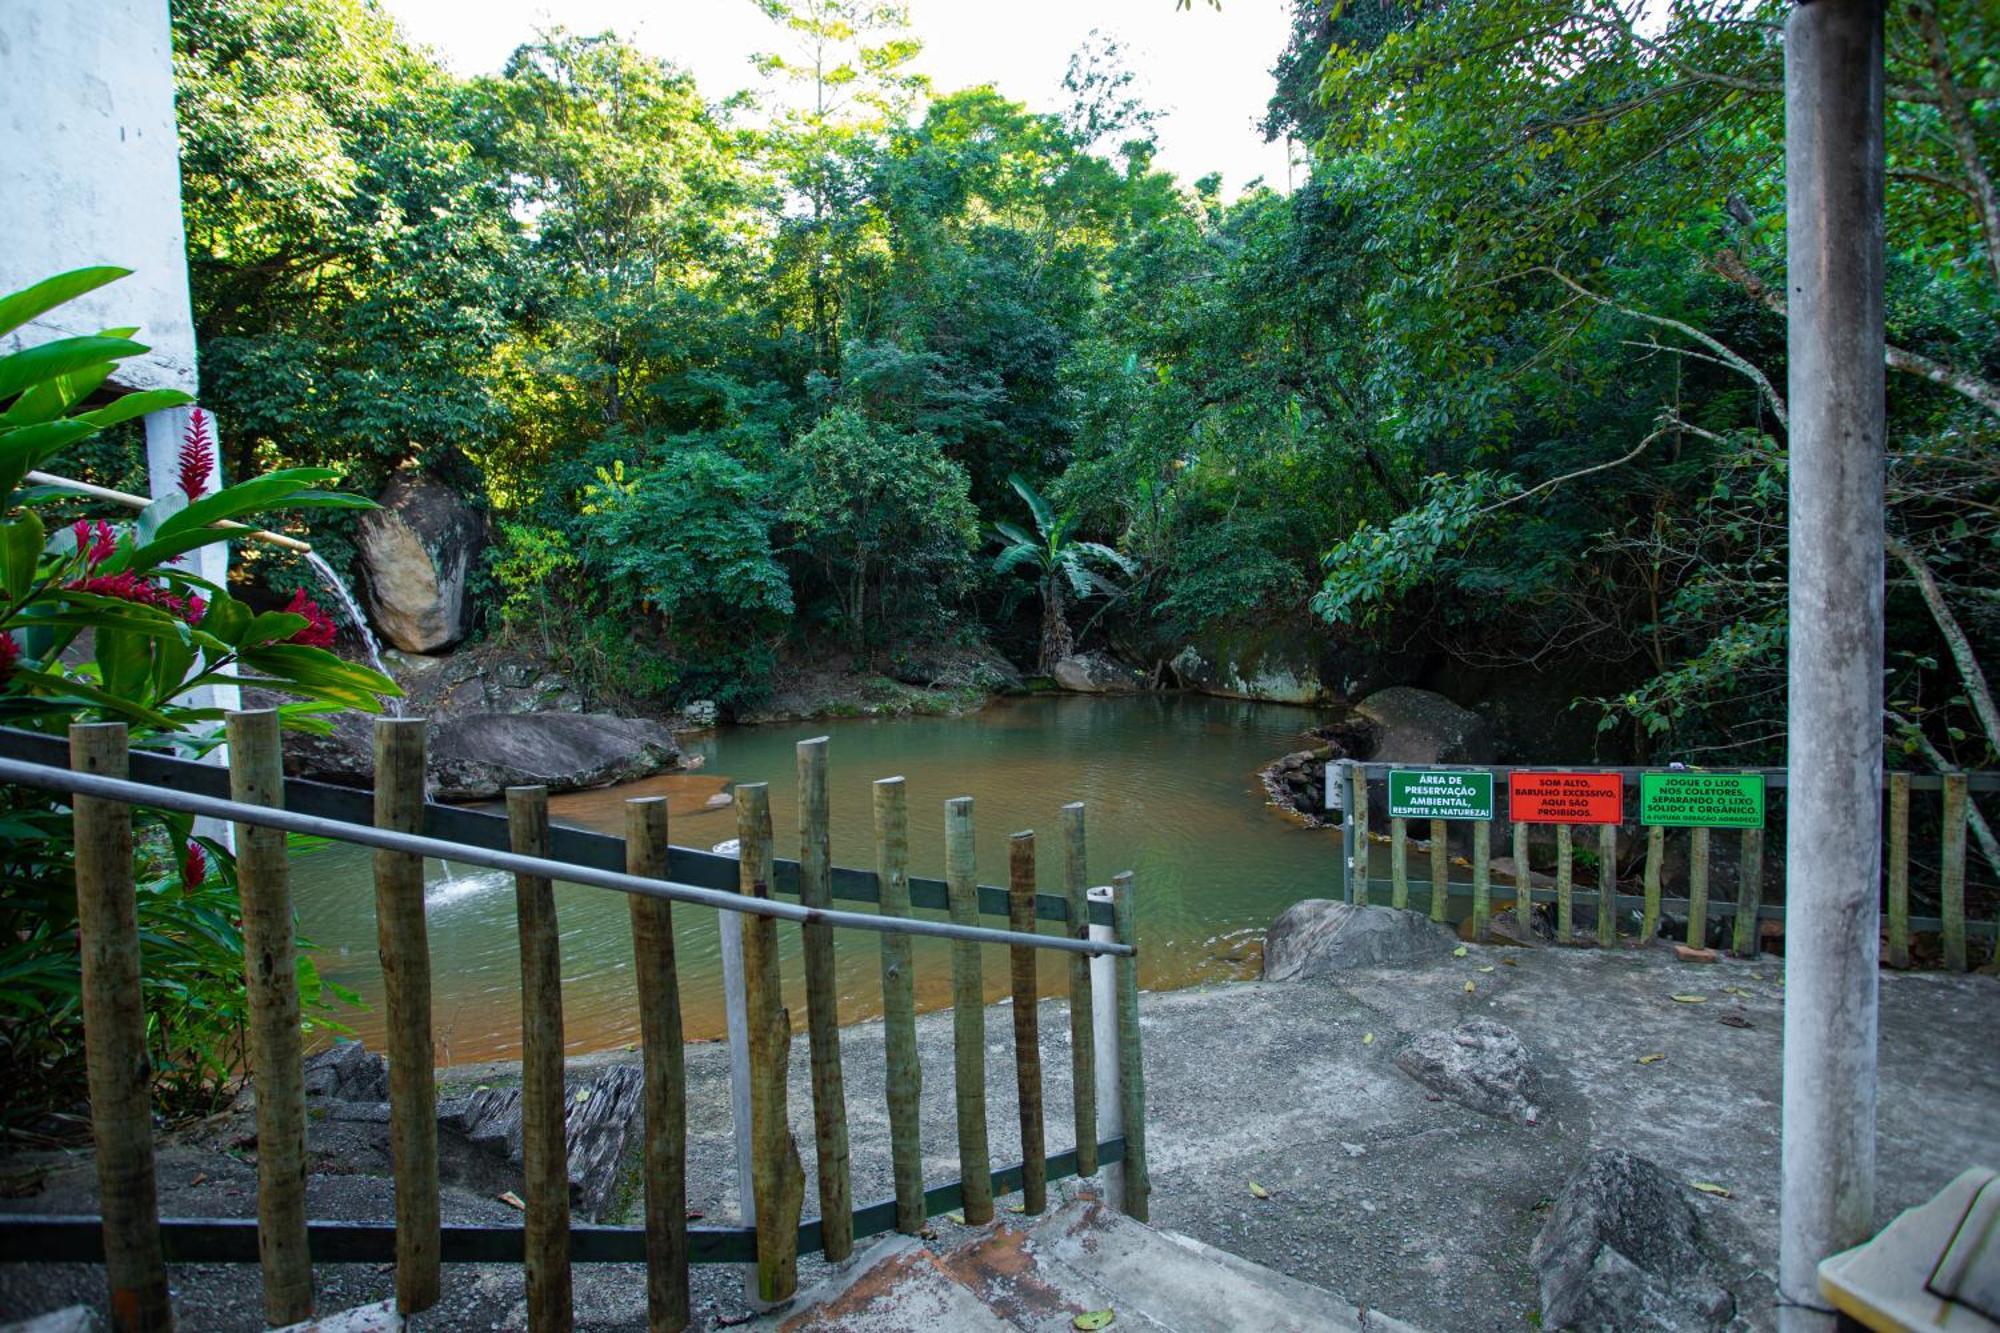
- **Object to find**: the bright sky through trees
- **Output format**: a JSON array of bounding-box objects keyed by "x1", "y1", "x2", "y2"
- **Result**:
[{"x1": 378, "y1": 0, "x2": 1299, "y2": 195}]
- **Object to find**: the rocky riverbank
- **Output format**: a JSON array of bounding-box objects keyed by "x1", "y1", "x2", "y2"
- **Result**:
[{"x1": 4, "y1": 935, "x2": 1992, "y2": 1330}]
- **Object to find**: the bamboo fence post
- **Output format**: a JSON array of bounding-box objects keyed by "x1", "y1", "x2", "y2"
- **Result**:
[
  {"x1": 1687, "y1": 827, "x2": 1711, "y2": 949},
  {"x1": 1942, "y1": 773, "x2": 1968, "y2": 971},
  {"x1": 737, "y1": 784, "x2": 803, "y2": 1303},
  {"x1": 627, "y1": 796, "x2": 689, "y2": 1330},
  {"x1": 1514, "y1": 820, "x2": 1533, "y2": 935},
  {"x1": 1471, "y1": 819, "x2": 1492, "y2": 941},
  {"x1": 873, "y1": 778, "x2": 924, "y2": 1232},
  {"x1": 944, "y1": 797, "x2": 994, "y2": 1225},
  {"x1": 1390, "y1": 818, "x2": 1409, "y2": 911},
  {"x1": 70, "y1": 722, "x2": 171, "y2": 1333},
  {"x1": 506, "y1": 786, "x2": 572, "y2": 1333},
  {"x1": 1060, "y1": 803, "x2": 1096, "y2": 1178},
  {"x1": 795, "y1": 738, "x2": 852, "y2": 1261},
  {"x1": 1007, "y1": 833, "x2": 1049, "y2": 1215},
  {"x1": 1643, "y1": 825, "x2": 1665, "y2": 943},
  {"x1": 1734, "y1": 828, "x2": 1765, "y2": 960},
  {"x1": 1597, "y1": 822, "x2": 1618, "y2": 947},
  {"x1": 226, "y1": 709, "x2": 311, "y2": 1325},
  {"x1": 1886, "y1": 773, "x2": 1911, "y2": 968},
  {"x1": 372, "y1": 718, "x2": 439, "y2": 1314},
  {"x1": 1110, "y1": 872, "x2": 1149, "y2": 1223},
  {"x1": 1350, "y1": 767, "x2": 1370, "y2": 904},
  {"x1": 1555, "y1": 824, "x2": 1574, "y2": 941},
  {"x1": 1429, "y1": 818, "x2": 1449, "y2": 922}
]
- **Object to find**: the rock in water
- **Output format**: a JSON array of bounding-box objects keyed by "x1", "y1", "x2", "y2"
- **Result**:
[
  {"x1": 428, "y1": 712, "x2": 682, "y2": 801},
  {"x1": 1393, "y1": 1018, "x2": 1540, "y2": 1123},
  {"x1": 1051, "y1": 651, "x2": 1145, "y2": 694},
  {"x1": 1353, "y1": 686, "x2": 1496, "y2": 765},
  {"x1": 1263, "y1": 900, "x2": 1461, "y2": 981},
  {"x1": 356, "y1": 474, "x2": 487, "y2": 653},
  {"x1": 1531, "y1": 1149, "x2": 1734, "y2": 1331}
]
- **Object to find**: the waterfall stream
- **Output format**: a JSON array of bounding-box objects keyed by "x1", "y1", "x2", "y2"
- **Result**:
[{"x1": 302, "y1": 550, "x2": 402, "y2": 716}]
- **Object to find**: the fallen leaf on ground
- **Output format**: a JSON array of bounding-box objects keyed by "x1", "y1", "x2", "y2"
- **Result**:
[
  {"x1": 1670, "y1": 994, "x2": 1708, "y2": 1003},
  {"x1": 1502, "y1": 957, "x2": 1518, "y2": 967},
  {"x1": 1717, "y1": 1014, "x2": 1754, "y2": 1029},
  {"x1": 574, "y1": 1089, "x2": 591, "y2": 1103},
  {"x1": 1478, "y1": 965, "x2": 1495, "y2": 973},
  {"x1": 1006, "y1": 1204, "x2": 1027, "y2": 1214},
  {"x1": 946, "y1": 1212, "x2": 966, "y2": 1224},
  {"x1": 1453, "y1": 945, "x2": 1469, "y2": 958},
  {"x1": 1074, "y1": 1312, "x2": 1116, "y2": 1331},
  {"x1": 1464, "y1": 980, "x2": 1477, "y2": 993},
  {"x1": 1690, "y1": 1182, "x2": 1733, "y2": 1198},
  {"x1": 1248, "y1": 1181, "x2": 1271, "y2": 1199},
  {"x1": 1723, "y1": 986, "x2": 1751, "y2": 997},
  {"x1": 1362, "y1": 1032, "x2": 1375, "y2": 1045},
  {"x1": 499, "y1": 1191, "x2": 525, "y2": 1210},
  {"x1": 1637, "y1": 1053, "x2": 1666, "y2": 1065},
  {"x1": 189, "y1": 1173, "x2": 207, "y2": 1187},
  {"x1": 686, "y1": 1209, "x2": 705, "y2": 1220}
]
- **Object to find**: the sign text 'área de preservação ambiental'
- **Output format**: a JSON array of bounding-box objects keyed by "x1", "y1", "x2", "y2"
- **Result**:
[
  {"x1": 1508, "y1": 771, "x2": 1624, "y2": 825},
  {"x1": 1387, "y1": 769, "x2": 1495, "y2": 821},
  {"x1": 1639, "y1": 772, "x2": 1766, "y2": 828}
]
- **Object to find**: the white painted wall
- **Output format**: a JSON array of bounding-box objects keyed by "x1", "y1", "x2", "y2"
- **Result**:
[{"x1": 0, "y1": 0, "x2": 198, "y2": 395}]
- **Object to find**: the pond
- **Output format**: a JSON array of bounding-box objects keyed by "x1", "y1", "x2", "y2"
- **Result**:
[{"x1": 293, "y1": 693, "x2": 1341, "y2": 1065}]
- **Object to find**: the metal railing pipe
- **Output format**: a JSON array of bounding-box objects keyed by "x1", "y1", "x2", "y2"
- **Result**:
[{"x1": 0, "y1": 756, "x2": 1132, "y2": 959}]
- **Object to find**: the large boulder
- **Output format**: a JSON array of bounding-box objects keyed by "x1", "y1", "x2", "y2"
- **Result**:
[
  {"x1": 428, "y1": 712, "x2": 682, "y2": 801},
  {"x1": 1052, "y1": 651, "x2": 1145, "y2": 694},
  {"x1": 1393, "y1": 1018, "x2": 1540, "y2": 1124},
  {"x1": 356, "y1": 474, "x2": 487, "y2": 653},
  {"x1": 1354, "y1": 686, "x2": 1496, "y2": 765},
  {"x1": 1264, "y1": 900, "x2": 1460, "y2": 981},
  {"x1": 439, "y1": 1065, "x2": 645, "y2": 1222},
  {"x1": 1531, "y1": 1149, "x2": 1734, "y2": 1331}
]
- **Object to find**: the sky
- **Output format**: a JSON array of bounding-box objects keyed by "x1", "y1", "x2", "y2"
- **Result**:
[{"x1": 377, "y1": 0, "x2": 1303, "y2": 196}]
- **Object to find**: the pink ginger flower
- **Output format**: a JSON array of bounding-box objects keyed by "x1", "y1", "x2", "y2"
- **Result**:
[
  {"x1": 71, "y1": 519, "x2": 115, "y2": 569},
  {"x1": 282, "y1": 589, "x2": 339, "y2": 648},
  {"x1": 178, "y1": 408, "x2": 215, "y2": 500},
  {"x1": 181, "y1": 840, "x2": 208, "y2": 891},
  {"x1": 0, "y1": 633, "x2": 18, "y2": 686},
  {"x1": 67, "y1": 572, "x2": 206, "y2": 627}
]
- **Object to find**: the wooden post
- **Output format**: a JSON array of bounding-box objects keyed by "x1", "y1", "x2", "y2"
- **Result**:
[
  {"x1": 226, "y1": 710, "x2": 311, "y2": 1325},
  {"x1": 737, "y1": 784, "x2": 803, "y2": 1303},
  {"x1": 372, "y1": 717, "x2": 439, "y2": 1314},
  {"x1": 1471, "y1": 820, "x2": 1491, "y2": 941},
  {"x1": 1060, "y1": 803, "x2": 1096, "y2": 1178},
  {"x1": 873, "y1": 778, "x2": 924, "y2": 1233},
  {"x1": 1428, "y1": 818, "x2": 1449, "y2": 922},
  {"x1": 1735, "y1": 828, "x2": 1765, "y2": 960},
  {"x1": 1007, "y1": 833, "x2": 1049, "y2": 1216},
  {"x1": 1597, "y1": 822, "x2": 1618, "y2": 948},
  {"x1": 1350, "y1": 767, "x2": 1370, "y2": 904},
  {"x1": 1941, "y1": 773, "x2": 1968, "y2": 971},
  {"x1": 507, "y1": 786, "x2": 572, "y2": 1333},
  {"x1": 1643, "y1": 825, "x2": 1665, "y2": 943},
  {"x1": 944, "y1": 797, "x2": 994, "y2": 1225},
  {"x1": 1885, "y1": 773, "x2": 1911, "y2": 968},
  {"x1": 1555, "y1": 824, "x2": 1574, "y2": 942},
  {"x1": 1390, "y1": 818, "x2": 1409, "y2": 911},
  {"x1": 1110, "y1": 872, "x2": 1149, "y2": 1223},
  {"x1": 795, "y1": 738, "x2": 852, "y2": 1261},
  {"x1": 70, "y1": 723, "x2": 171, "y2": 1333},
  {"x1": 1687, "y1": 826, "x2": 1712, "y2": 949},
  {"x1": 1515, "y1": 820, "x2": 1533, "y2": 935},
  {"x1": 627, "y1": 797, "x2": 689, "y2": 1330}
]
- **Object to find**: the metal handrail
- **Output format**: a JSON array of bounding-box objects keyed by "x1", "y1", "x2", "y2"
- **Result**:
[{"x1": 0, "y1": 755, "x2": 1132, "y2": 958}]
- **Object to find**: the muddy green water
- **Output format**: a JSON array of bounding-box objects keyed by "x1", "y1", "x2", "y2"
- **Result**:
[{"x1": 292, "y1": 694, "x2": 1341, "y2": 1063}]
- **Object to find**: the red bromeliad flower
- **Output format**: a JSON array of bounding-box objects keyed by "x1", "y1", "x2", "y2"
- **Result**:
[
  {"x1": 70, "y1": 519, "x2": 115, "y2": 569},
  {"x1": 282, "y1": 588, "x2": 338, "y2": 647},
  {"x1": 178, "y1": 408, "x2": 215, "y2": 500},
  {"x1": 181, "y1": 840, "x2": 207, "y2": 891}
]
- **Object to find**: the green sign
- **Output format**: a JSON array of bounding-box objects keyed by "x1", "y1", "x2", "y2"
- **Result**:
[
  {"x1": 1387, "y1": 769, "x2": 1495, "y2": 820},
  {"x1": 1639, "y1": 772, "x2": 1766, "y2": 828}
]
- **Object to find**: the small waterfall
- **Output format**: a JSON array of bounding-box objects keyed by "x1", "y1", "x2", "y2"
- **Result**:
[{"x1": 302, "y1": 550, "x2": 402, "y2": 717}]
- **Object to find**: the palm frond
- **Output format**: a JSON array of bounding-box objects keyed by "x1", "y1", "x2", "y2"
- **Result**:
[{"x1": 1007, "y1": 472, "x2": 1056, "y2": 538}]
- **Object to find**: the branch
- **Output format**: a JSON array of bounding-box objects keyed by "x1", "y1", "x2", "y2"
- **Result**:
[
  {"x1": 1539, "y1": 266, "x2": 1789, "y2": 427},
  {"x1": 1914, "y1": 1, "x2": 2000, "y2": 298},
  {"x1": 1480, "y1": 422, "x2": 1672, "y2": 515},
  {"x1": 1887, "y1": 709, "x2": 2000, "y2": 880},
  {"x1": 1888, "y1": 537, "x2": 2000, "y2": 756}
]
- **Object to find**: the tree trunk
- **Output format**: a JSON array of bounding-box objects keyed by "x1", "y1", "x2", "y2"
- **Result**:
[{"x1": 1038, "y1": 580, "x2": 1074, "y2": 675}]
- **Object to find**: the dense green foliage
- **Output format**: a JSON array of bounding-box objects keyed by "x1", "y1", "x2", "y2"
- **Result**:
[
  {"x1": 0, "y1": 271, "x2": 394, "y2": 1125},
  {"x1": 161, "y1": 0, "x2": 1997, "y2": 775}
]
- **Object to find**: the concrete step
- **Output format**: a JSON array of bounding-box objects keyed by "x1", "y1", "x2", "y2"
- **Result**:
[
  {"x1": 1024, "y1": 1198, "x2": 1420, "y2": 1333},
  {"x1": 769, "y1": 1235, "x2": 1015, "y2": 1333}
]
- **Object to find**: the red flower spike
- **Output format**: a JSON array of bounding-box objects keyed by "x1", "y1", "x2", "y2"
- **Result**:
[
  {"x1": 0, "y1": 633, "x2": 18, "y2": 686},
  {"x1": 182, "y1": 840, "x2": 207, "y2": 891},
  {"x1": 185, "y1": 594, "x2": 207, "y2": 626},
  {"x1": 282, "y1": 588, "x2": 338, "y2": 648},
  {"x1": 178, "y1": 408, "x2": 215, "y2": 500},
  {"x1": 70, "y1": 519, "x2": 115, "y2": 569},
  {"x1": 68, "y1": 573, "x2": 207, "y2": 627}
]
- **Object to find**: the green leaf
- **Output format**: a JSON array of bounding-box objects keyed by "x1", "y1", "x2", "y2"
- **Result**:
[
  {"x1": 74, "y1": 388, "x2": 194, "y2": 431},
  {"x1": 97, "y1": 627, "x2": 153, "y2": 701},
  {"x1": 0, "y1": 268, "x2": 130, "y2": 340},
  {"x1": 1, "y1": 511, "x2": 45, "y2": 600},
  {"x1": 0, "y1": 335, "x2": 148, "y2": 402},
  {"x1": 199, "y1": 594, "x2": 253, "y2": 647}
]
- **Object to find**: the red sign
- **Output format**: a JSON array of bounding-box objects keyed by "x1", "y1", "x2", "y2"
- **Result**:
[{"x1": 1508, "y1": 771, "x2": 1624, "y2": 825}]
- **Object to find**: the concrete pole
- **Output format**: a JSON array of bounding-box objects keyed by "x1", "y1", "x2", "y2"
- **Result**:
[
  {"x1": 1779, "y1": 4, "x2": 1885, "y2": 1328},
  {"x1": 1087, "y1": 884, "x2": 1126, "y2": 1209},
  {"x1": 717, "y1": 909, "x2": 760, "y2": 1303}
]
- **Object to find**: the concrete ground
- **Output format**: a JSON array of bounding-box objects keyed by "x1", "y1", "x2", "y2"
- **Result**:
[{"x1": 2, "y1": 943, "x2": 1994, "y2": 1330}]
